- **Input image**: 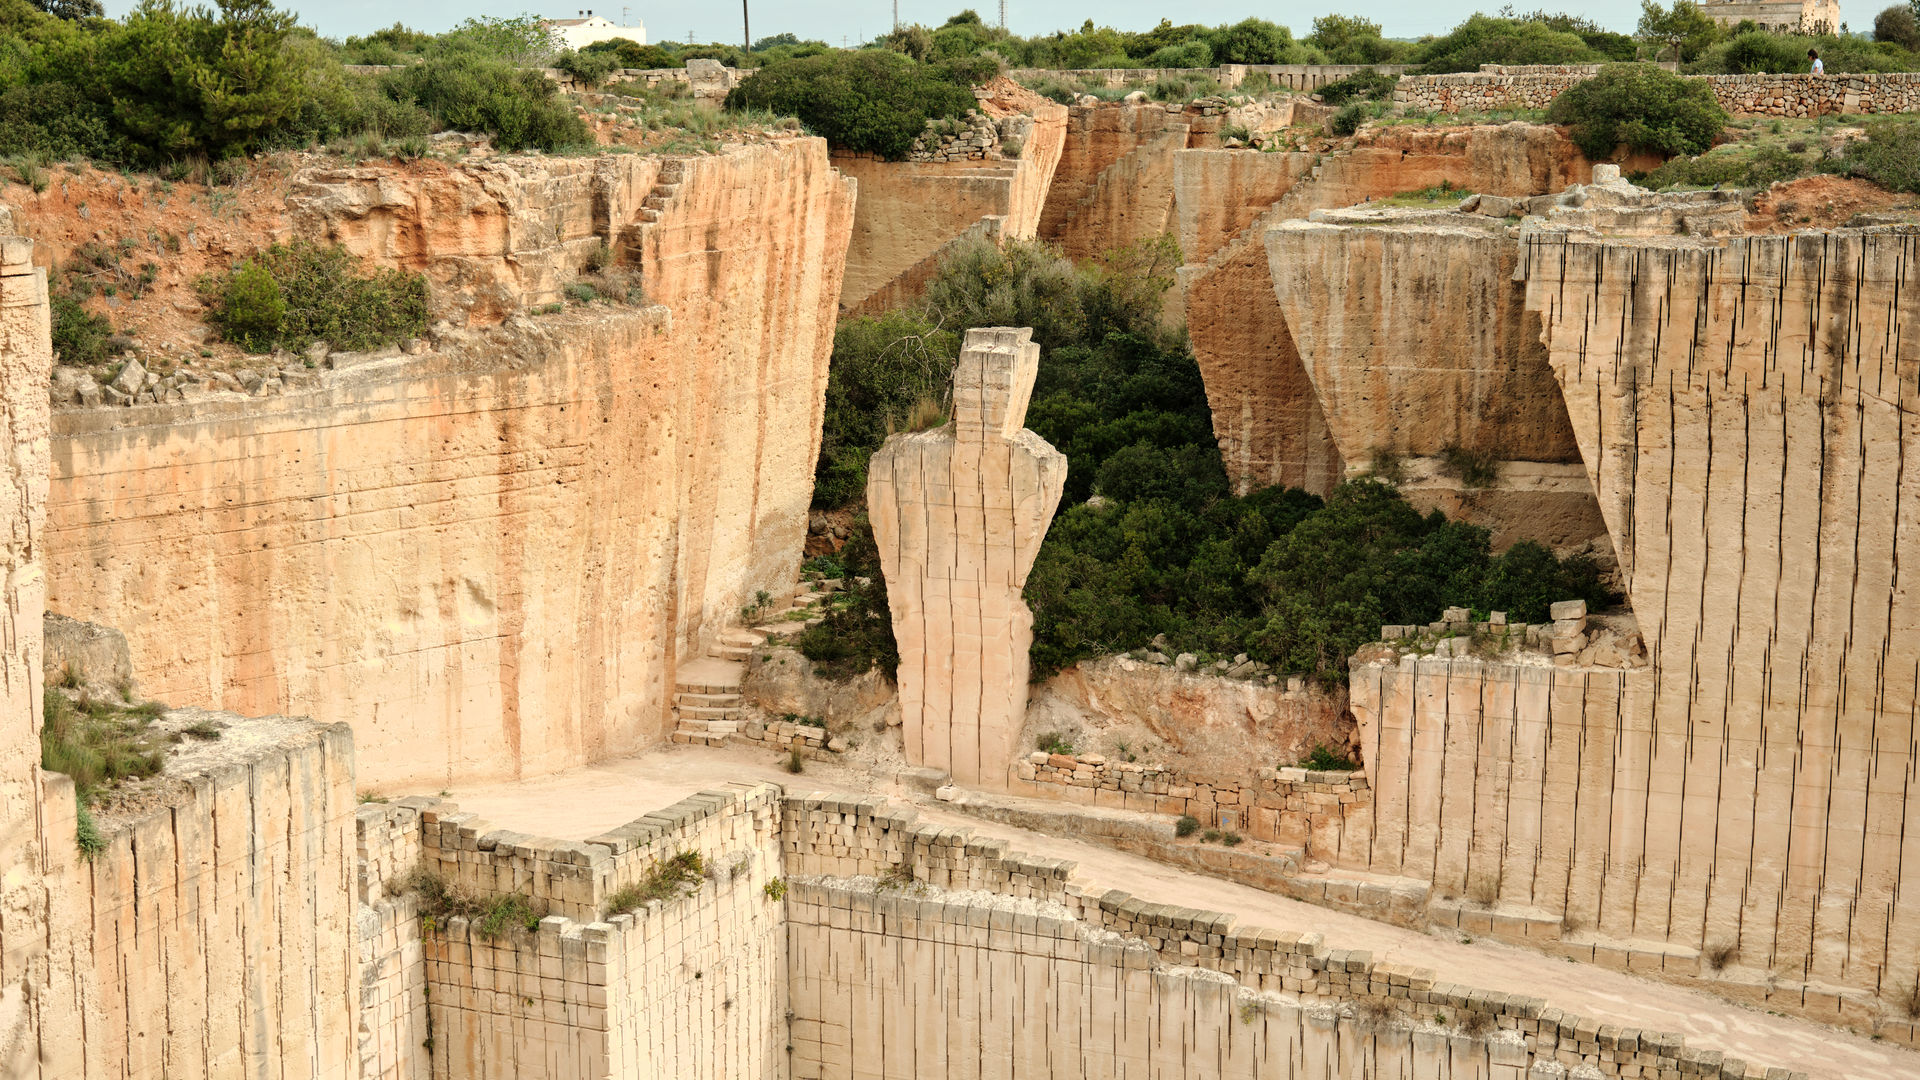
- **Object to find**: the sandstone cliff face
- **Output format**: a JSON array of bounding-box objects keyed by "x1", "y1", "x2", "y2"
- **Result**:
[
  {"x1": 834, "y1": 98, "x2": 1066, "y2": 316},
  {"x1": 43, "y1": 141, "x2": 855, "y2": 789},
  {"x1": 0, "y1": 235, "x2": 49, "y2": 1079},
  {"x1": 1511, "y1": 226, "x2": 1920, "y2": 1001},
  {"x1": 1182, "y1": 125, "x2": 1598, "y2": 499},
  {"x1": 1265, "y1": 215, "x2": 1606, "y2": 551}
]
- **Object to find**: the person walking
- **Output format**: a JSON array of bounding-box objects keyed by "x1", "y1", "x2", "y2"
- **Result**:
[{"x1": 1809, "y1": 48, "x2": 1824, "y2": 74}]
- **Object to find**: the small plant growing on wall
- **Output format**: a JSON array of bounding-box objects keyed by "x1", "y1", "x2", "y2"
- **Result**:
[
  {"x1": 763, "y1": 877, "x2": 788, "y2": 902},
  {"x1": 1298, "y1": 745, "x2": 1358, "y2": 772},
  {"x1": 1174, "y1": 815, "x2": 1201, "y2": 838},
  {"x1": 1036, "y1": 732, "x2": 1075, "y2": 756}
]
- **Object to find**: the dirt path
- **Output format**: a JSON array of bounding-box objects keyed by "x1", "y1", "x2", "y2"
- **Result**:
[{"x1": 450, "y1": 743, "x2": 1917, "y2": 1080}]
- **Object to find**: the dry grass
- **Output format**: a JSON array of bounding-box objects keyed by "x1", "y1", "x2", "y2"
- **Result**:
[
  {"x1": 406, "y1": 868, "x2": 545, "y2": 938},
  {"x1": 1704, "y1": 940, "x2": 1739, "y2": 972}
]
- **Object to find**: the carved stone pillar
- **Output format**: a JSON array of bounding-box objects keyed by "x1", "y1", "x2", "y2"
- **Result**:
[{"x1": 867, "y1": 327, "x2": 1066, "y2": 787}]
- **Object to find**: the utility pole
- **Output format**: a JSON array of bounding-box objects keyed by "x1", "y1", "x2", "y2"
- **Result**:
[
  {"x1": 893, "y1": 1, "x2": 899, "y2": 30},
  {"x1": 999, "y1": 0, "x2": 1006, "y2": 30},
  {"x1": 742, "y1": 0, "x2": 750, "y2": 50}
]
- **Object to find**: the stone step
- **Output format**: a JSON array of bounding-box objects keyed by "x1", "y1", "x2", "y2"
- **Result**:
[
  {"x1": 675, "y1": 705, "x2": 743, "y2": 721},
  {"x1": 673, "y1": 657, "x2": 742, "y2": 693},
  {"x1": 674, "y1": 692, "x2": 740, "y2": 708},
  {"x1": 793, "y1": 590, "x2": 828, "y2": 605},
  {"x1": 718, "y1": 628, "x2": 767, "y2": 648},
  {"x1": 644, "y1": 195, "x2": 672, "y2": 211},
  {"x1": 707, "y1": 644, "x2": 752, "y2": 661}
]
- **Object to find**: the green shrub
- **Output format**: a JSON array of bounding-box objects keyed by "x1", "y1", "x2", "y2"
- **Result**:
[
  {"x1": 206, "y1": 241, "x2": 428, "y2": 354},
  {"x1": 216, "y1": 261, "x2": 286, "y2": 351},
  {"x1": 1438, "y1": 443, "x2": 1499, "y2": 487},
  {"x1": 1877, "y1": 5, "x2": 1920, "y2": 52},
  {"x1": 1300, "y1": 744, "x2": 1358, "y2": 771},
  {"x1": 722, "y1": 49, "x2": 976, "y2": 160},
  {"x1": 1411, "y1": 14, "x2": 1603, "y2": 74},
  {"x1": 584, "y1": 37, "x2": 679, "y2": 69},
  {"x1": 1688, "y1": 30, "x2": 1919, "y2": 74},
  {"x1": 1546, "y1": 63, "x2": 1726, "y2": 161},
  {"x1": 1174, "y1": 814, "x2": 1201, "y2": 837},
  {"x1": 1307, "y1": 15, "x2": 1406, "y2": 64},
  {"x1": 1330, "y1": 101, "x2": 1379, "y2": 137},
  {"x1": 1036, "y1": 732, "x2": 1075, "y2": 755},
  {"x1": 49, "y1": 291, "x2": 115, "y2": 365},
  {"x1": 554, "y1": 47, "x2": 619, "y2": 88},
  {"x1": 1317, "y1": 67, "x2": 1398, "y2": 106},
  {"x1": 794, "y1": 519, "x2": 899, "y2": 681},
  {"x1": 604, "y1": 850, "x2": 705, "y2": 913},
  {"x1": 381, "y1": 52, "x2": 590, "y2": 152},
  {"x1": 40, "y1": 686, "x2": 168, "y2": 799},
  {"x1": 1842, "y1": 118, "x2": 1920, "y2": 192},
  {"x1": 74, "y1": 802, "x2": 104, "y2": 859}
]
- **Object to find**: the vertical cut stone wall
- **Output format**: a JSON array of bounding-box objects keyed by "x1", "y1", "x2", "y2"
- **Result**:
[
  {"x1": 868, "y1": 328, "x2": 1067, "y2": 787},
  {"x1": 0, "y1": 233, "x2": 49, "y2": 1079},
  {"x1": 34, "y1": 719, "x2": 359, "y2": 1080},
  {"x1": 44, "y1": 140, "x2": 857, "y2": 790}
]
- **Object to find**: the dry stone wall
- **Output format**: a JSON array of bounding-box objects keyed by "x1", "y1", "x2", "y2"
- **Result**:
[
  {"x1": 44, "y1": 141, "x2": 855, "y2": 790},
  {"x1": 1396, "y1": 69, "x2": 1920, "y2": 117}
]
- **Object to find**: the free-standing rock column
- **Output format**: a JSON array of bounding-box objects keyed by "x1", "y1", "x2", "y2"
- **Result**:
[{"x1": 867, "y1": 327, "x2": 1066, "y2": 787}]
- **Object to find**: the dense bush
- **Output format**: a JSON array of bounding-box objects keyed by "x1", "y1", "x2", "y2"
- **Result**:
[
  {"x1": 381, "y1": 52, "x2": 590, "y2": 151},
  {"x1": 49, "y1": 292, "x2": 115, "y2": 365},
  {"x1": 813, "y1": 311, "x2": 962, "y2": 507},
  {"x1": 724, "y1": 49, "x2": 976, "y2": 160},
  {"x1": 553, "y1": 48, "x2": 619, "y2": 88},
  {"x1": 1316, "y1": 67, "x2": 1398, "y2": 106},
  {"x1": 1637, "y1": 0, "x2": 1721, "y2": 63},
  {"x1": 583, "y1": 37, "x2": 680, "y2": 69},
  {"x1": 204, "y1": 241, "x2": 428, "y2": 353},
  {"x1": 1878, "y1": 5, "x2": 1920, "y2": 52},
  {"x1": 1410, "y1": 14, "x2": 1603, "y2": 74},
  {"x1": 1305, "y1": 15, "x2": 1405, "y2": 65},
  {"x1": 1688, "y1": 30, "x2": 1920, "y2": 73},
  {"x1": 1841, "y1": 118, "x2": 1920, "y2": 191},
  {"x1": 1547, "y1": 62, "x2": 1726, "y2": 160}
]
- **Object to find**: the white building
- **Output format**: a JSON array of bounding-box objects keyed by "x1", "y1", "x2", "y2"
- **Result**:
[{"x1": 545, "y1": 12, "x2": 646, "y2": 49}]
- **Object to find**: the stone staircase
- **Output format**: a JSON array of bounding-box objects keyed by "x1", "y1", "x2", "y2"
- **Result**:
[{"x1": 668, "y1": 577, "x2": 844, "y2": 747}]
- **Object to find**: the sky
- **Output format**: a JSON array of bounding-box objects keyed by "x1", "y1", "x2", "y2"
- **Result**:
[{"x1": 97, "y1": 1, "x2": 1654, "y2": 47}]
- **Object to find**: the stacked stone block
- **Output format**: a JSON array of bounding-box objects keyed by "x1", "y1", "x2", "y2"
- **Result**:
[
  {"x1": 1396, "y1": 67, "x2": 1920, "y2": 116},
  {"x1": 781, "y1": 793, "x2": 1076, "y2": 899}
]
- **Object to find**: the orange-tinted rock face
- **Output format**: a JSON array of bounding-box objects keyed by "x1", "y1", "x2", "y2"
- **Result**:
[
  {"x1": 42, "y1": 142, "x2": 855, "y2": 789},
  {"x1": 1181, "y1": 126, "x2": 1599, "y2": 499},
  {"x1": 1039, "y1": 104, "x2": 1192, "y2": 260}
]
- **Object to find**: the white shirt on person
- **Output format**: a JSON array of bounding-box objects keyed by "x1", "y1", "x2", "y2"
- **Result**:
[{"x1": 1812, "y1": 58, "x2": 1825, "y2": 73}]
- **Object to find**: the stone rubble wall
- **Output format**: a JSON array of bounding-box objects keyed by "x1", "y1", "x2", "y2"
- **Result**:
[
  {"x1": 1011, "y1": 754, "x2": 1369, "y2": 853},
  {"x1": 1396, "y1": 69, "x2": 1920, "y2": 117},
  {"x1": 1011, "y1": 63, "x2": 1411, "y2": 92},
  {"x1": 45, "y1": 140, "x2": 855, "y2": 790},
  {"x1": 355, "y1": 804, "x2": 429, "y2": 1080},
  {"x1": 34, "y1": 719, "x2": 359, "y2": 1080}
]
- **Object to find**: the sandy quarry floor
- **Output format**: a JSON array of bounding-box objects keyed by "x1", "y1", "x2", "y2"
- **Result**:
[{"x1": 449, "y1": 742, "x2": 1918, "y2": 1080}]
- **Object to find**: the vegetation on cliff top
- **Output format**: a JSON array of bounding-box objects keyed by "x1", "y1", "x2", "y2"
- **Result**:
[
  {"x1": 200, "y1": 241, "x2": 430, "y2": 354},
  {"x1": 807, "y1": 235, "x2": 1611, "y2": 684},
  {"x1": 722, "y1": 49, "x2": 985, "y2": 160}
]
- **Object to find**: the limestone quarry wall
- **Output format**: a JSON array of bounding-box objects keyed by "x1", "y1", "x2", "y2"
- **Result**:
[
  {"x1": 43, "y1": 141, "x2": 855, "y2": 789},
  {"x1": 0, "y1": 234, "x2": 50, "y2": 1078},
  {"x1": 780, "y1": 793, "x2": 1800, "y2": 1080},
  {"x1": 1264, "y1": 218, "x2": 1608, "y2": 550},
  {"x1": 1456, "y1": 225, "x2": 1920, "y2": 1011},
  {"x1": 32, "y1": 717, "x2": 359, "y2": 1080},
  {"x1": 419, "y1": 785, "x2": 790, "y2": 1080},
  {"x1": 834, "y1": 99, "x2": 1065, "y2": 316},
  {"x1": 1038, "y1": 103, "x2": 1194, "y2": 261},
  {"x1": 1180, "y1": 126, "x2": 1596, "y2": 497}
]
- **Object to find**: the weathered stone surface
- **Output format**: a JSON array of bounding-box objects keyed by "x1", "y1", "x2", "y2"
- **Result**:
[
  {"x1": 1264, "y1": 213, "x2": 1609, "y2": 551},
  {"x1": 1180, "y1": 125, "x2": 1601, "y2": 499},
  {"x1": 869, "y1": 327, "x2": 1066, "y2": 787},
  {"x1": 0, "y1": 233, "x2": 47, "y2": 1080},
  {"x1": 45, "y1": 141, "x2": 857, "y2": 788}
]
